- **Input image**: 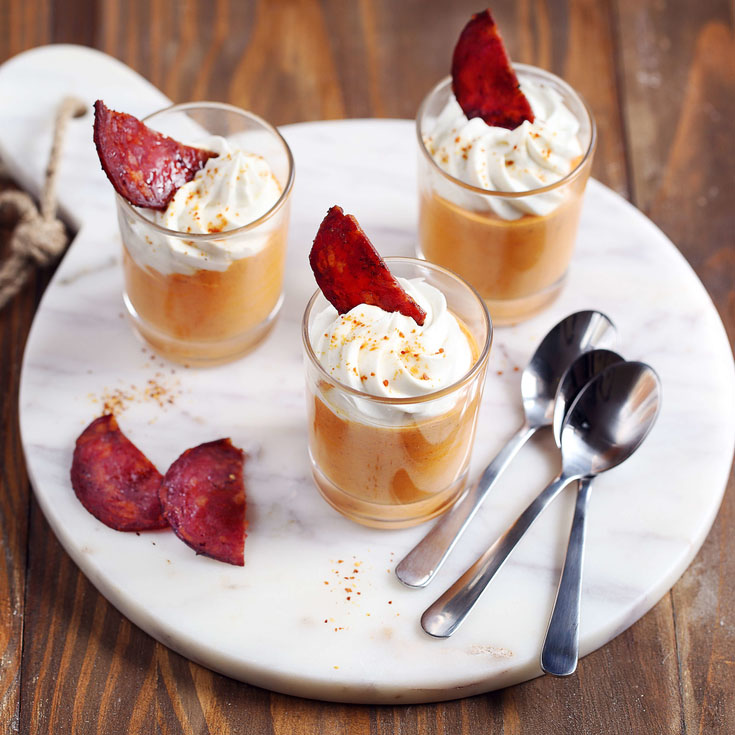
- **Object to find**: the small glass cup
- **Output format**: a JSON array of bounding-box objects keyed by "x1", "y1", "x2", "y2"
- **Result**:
[
  {"x1": 416, "y1": 65, "x2": 596, "y2": 325},
  {"x1": 116, "y1": 102, "x2": 294, "y2": 366},
  {"x1": 302, "y1": 258, "x2": 492, "y2": 529}
]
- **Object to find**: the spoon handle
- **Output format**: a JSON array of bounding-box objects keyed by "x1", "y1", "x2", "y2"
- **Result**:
[
  {"x1": 421, "y1": 473, "x2": 574, "y2": 638},
  {"x1": 541, "y1": 476, "x2": 592, "y2": 676},
  {"x1": 395, "y1": 423, "x2": 537, "y2": 588}
]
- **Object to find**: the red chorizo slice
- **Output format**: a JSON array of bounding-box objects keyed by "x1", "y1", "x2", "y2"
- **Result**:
[
  {"x1": 71, "y1": 414, "x2": 168, "y2": 531},
  {"x1": 309, "y1": 205, "x2": 427, "y2": 326},
  {"x1": 451, "y1": 9, "x2": 535, "y2": 130},
  {"x1": 93, "y1": 100, "x2": 217, "y2": 210},
  {"x1": 159, "y1": 439, "x2": 247, "y2": 566}
]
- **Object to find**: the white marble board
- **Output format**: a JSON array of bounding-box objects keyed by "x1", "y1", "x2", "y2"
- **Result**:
[{"x1": 1, "y1": 46, "x2": 734, "y2": 704}]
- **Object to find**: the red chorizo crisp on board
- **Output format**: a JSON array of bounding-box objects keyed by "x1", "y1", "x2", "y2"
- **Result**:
[
  {"x1": 309, "y1": 206, "x2": 427, "y2": 326},
  {"x1": 93, "y1": 100, "x2": 217, "y2": 210},
  {"x1": 71, "y1": 414, "x2": 168, "y2": 531},
  {"x1": 159, "y1": 439, "x2": 247, "y2": 567},
  {"x1": 451, "y1": 9, "x2": 534, "y2": 130}
]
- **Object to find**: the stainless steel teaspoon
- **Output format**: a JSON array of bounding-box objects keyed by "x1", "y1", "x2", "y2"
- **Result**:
[
  {"x1": 395, "y1": 310, "x2": 616, "y2": 589},
  {"x1": 421, "y1": 361, "x2": 662, "y2": 638},
  {"x1": 541, "y1": 348, "x2": 625, "y2": 676}
]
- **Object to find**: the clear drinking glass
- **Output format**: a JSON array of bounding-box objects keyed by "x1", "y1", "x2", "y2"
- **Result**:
[
  {"x1": 116, "y1": 102, "x2": 294, "y2": 365},
  {"x1": 416, "y1": 65, "x2": 596, "y2": 325},
  {"x1": 302, "y1": 258, "x2": 492, "y2": 529}
]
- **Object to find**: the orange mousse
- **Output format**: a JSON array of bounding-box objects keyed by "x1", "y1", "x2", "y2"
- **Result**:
[
  {"x1": 109, "y1": 103, "x2": 294, "y2": 366},
  {"x1": 418, "y1": 167, "x2": 590, "y2": 324},
  {"x1": 122, "y1": 223, "x2": 288, "y2": 365},
  {"x1": 305, "y1": 314, "x2": 484, "y2": 529},
  {"x1": 308, "y1": 381, "x2": 482, "y2": 529},
  {"x1": 416, "y1": 63, "x2": 595, "y2": 324}
]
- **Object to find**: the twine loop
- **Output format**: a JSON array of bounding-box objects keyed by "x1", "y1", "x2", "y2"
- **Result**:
[
  {"x1": 0, "y1": 96, "x2": 86, "y2": 309},
  {"x1": 13, "y1": 214, "x2": 68, "y2": 266}
]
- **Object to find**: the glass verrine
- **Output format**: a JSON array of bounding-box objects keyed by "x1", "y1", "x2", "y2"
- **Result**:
[
  {"x1": 302, "y1": 257, "x2": 492, "y2": 529},
  {"x1": 116, "y1": 102, "x2": 294, "y2": 366},
  {"x1": 417, "y1": 65, "x2": 596, "y2": 325}
]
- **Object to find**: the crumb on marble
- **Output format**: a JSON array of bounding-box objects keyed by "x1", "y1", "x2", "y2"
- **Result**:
[{"x1": 88, "y1": 373, "x2": 182, "y2": 415}]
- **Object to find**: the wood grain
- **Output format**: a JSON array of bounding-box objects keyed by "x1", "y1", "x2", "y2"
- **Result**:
[
  {"x1": 617, "y1": 4, "x2": 735, "y2": 734},
  {"x1": 0, "y1": 1, "x2": 733, "y2": 733},
  {"x1": 0, "y1": 170, "x2": 30, "y2": 735}
]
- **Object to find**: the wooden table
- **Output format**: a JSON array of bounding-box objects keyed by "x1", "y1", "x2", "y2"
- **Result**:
[{"x1": 1, "y1": 2, "x2": 733, "y2": 732}]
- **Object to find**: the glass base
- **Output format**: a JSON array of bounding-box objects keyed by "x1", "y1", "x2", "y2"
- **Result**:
[
  {"x1": 310, "y1": 462, "x2": 469, "y2": 530},
  {"x1": 484, "y1": 272, "x2": 567, "y2": 326},
  {"x1": 123, "y1": 291, "x2": 283, "y2": 367}
]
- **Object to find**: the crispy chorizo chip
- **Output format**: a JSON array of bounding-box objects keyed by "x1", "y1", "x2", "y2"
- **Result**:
[
  {"x1": 93, "y1": 100, "x2": 217, "y2": 210},
  {"x1": 451, "y1": 9, "x2": 534, "y2": 130},
  {"x1": 71, "y1": 414, "x2": 168, "y2": 531},
  {"x1": 309, "y1": 206, "x2": 427, "y2": 326},
  {"x1": 159, "y1": 439, "x2": 246, "y2": 566}
]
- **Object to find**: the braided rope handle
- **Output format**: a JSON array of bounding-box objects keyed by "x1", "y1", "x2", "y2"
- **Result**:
[{"x1": 0, "y1": 96, "x2": 87, "y2": 310}]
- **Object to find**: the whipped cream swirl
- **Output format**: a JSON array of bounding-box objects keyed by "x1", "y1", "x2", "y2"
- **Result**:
[
  {"x1": 424, "y1": 77, "x2": 583, "y2": 220},
  {"x1": 125, "y1": 136, "x2": 282, "y2": 276},
  {"x1": 310, "y1": 278, "x2": 474, "y2": 419}
]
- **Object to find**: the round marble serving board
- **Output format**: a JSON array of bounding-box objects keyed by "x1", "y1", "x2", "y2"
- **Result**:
[{"x1": 2, "y1": 45, "x2": 734, "y2": 705}]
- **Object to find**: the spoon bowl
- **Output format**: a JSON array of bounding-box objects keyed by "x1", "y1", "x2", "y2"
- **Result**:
[
  {"x1": 522, "y1": 311, "x2": 618, "y2": 427},
  {"x1": 561, "y1": 361, "x2": 662, "y2": 477},
  {"x1": 553, "y1": 349, "x2": 625, "y2": 447}
]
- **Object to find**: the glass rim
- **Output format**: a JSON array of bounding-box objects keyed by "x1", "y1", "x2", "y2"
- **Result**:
[
  {"x1": 301, "y1": 256, "x2": 493, "y2": 405},
  {"x1": 116, "y1": 101, "x2": 295, "y2": 240},
  {"x1": 416, "y1": 64, "x2": 597, "y2": 199}
]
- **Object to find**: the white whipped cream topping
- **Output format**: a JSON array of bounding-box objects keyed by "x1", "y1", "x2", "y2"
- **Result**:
[
  {"x1": 424, "y1": 78, "x2": 583, "y2": 220},
  {"x1": 124, "y1": 136, "x2": 281, "y2": 276},
  {"x1": 310, "y1": 278, "x2": 474, "y2": 420}
]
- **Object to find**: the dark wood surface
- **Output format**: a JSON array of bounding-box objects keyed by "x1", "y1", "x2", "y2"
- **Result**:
[{"x1": 1, "y1": 1, "x2": 733, "y2": 733}]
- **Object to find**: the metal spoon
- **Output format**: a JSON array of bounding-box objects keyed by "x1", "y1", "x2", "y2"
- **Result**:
[
  {"x1": 421, "y1": 361, "x2": 662, "y2": 638},
  {"x1": 395, "y1": 310, "x2": 616, "y2": 588},
  {"x1": 540, "y1": 349, "x2": 624, "y2": 676}
]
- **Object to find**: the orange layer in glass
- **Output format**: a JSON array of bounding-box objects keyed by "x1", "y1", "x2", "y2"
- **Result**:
[
  {"x1": 123, "y1": 228, "x2": 286, "y2": 344},
  {"x1": 418, "y1": 183, "x2": 587, "y2": 304},
  {"x1": 306, "y1": 322, "x2": 483, "y2": 526},
  {"x1": 309, "y1": 388, "x2": 480, "y2": 508}
]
